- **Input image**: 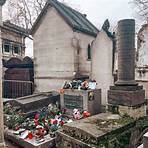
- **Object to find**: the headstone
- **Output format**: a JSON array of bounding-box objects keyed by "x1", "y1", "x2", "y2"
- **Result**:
[
  {"x1": 9, "y1": 92, "x2": 60, "y2": 114},
  {"x1": 60, "y1": 89, "x2": 101, "y2": 116}
]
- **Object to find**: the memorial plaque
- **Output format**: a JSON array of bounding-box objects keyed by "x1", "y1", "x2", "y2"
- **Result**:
[{"x1": 64, "y1": 94, "x2": 83, "y2": 110}]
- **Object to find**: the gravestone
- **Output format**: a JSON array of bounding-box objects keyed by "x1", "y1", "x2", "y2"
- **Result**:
[
  {"x1": 108, "y1": 19, "x2": 145, "y2": 117},
  {"x1": 9, "y1": 92, "x2": 60, "y2": 114},
  {"x1": 60, "y1": 89, "x2": 101, "y2": 116}
]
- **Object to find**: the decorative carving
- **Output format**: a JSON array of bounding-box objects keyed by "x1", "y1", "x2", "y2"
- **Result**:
[{"x1": 102, "y1": 19, "x2": 110, "y2": 31}]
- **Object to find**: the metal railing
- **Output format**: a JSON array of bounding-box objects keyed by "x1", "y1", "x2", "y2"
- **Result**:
[{"x1": 3, "y1": 80, "x2": 34, "y2": 98}]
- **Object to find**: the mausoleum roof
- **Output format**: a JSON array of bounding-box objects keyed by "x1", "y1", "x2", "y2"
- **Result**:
[{"x1": 31, "y1": 0, "x2": 99, "y2": 37}]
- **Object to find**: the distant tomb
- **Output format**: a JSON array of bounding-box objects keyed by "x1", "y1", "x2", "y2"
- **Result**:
[{"x1": 3, "y1": 57, "x2": 34, "y2": 98}]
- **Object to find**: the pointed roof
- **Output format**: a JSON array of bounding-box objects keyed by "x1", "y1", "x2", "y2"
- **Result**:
[
  {"x1": 30, "y1": 0, "x2": 99, "y2": 37},
  {"x1": 1, "y1": 20, "x2": 29, "y2": 37}
]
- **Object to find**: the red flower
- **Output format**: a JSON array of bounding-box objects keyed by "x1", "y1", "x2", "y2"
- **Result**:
[
  {"x1": 83, "y1": 111, "x2": 90, "y2": 118},
  {"x1": 53, "y1": 119, "x2": 58, "y2": 125},
  {"x1": 34, "y1": 119, "x2": 39, "y2": 126},
  {"x1": 60, "y1": 121, "x2": 65, "y2": 126},
  {"x1": 28, "y1": 132, "x2": 33, "y2": 139},
  {"x1": 35, "y1": 114, "x2": 39, "y2": 120}
]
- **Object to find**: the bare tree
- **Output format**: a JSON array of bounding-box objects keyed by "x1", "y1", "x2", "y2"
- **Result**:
[
  {"x1": 5, "y1": 0, "x2": 81, "y2": 30},
  {"x1": 6, "y1": 0, "x2": 46, "y2": 29},
  {"x1": 132, "y1": 0, "x2": 148, "y2": 22}
]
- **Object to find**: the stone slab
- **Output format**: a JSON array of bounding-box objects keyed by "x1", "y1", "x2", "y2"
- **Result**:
[
  {"x1": 10, "y1": 92, "x2": 60, "y2": 113},
  {"x1": 57, "y1": 113, "x2": 135, "y2": 146},
  {"x1": 108, "y1": 89, "x2": 145, "y2": 106},
  {"x1": 4, "y1": 129, "x2": 56, "y2": 148},
  {"x1": 60, "y1": 89, "x2": 101, "y2": 116}
]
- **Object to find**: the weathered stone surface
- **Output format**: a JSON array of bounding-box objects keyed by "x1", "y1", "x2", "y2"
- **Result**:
[
  {"x1": 108, "y1": 89, "x2": 145, "y2": 106},
  {"x1": 60, "y1": 89, "x2": 101, "y2": 116},
  {"x1": 108, "y1": 19, "x2": 145, "y2": 117},
  {"x1": 57, "y1": 113, "x2": 138, "y2": 147},
  {"x1": 10, "y1": 92, "x2": 60, "y2": 113},
  {"x1": 56, "y1": 131, "x2": 91, "y2": 148},
  {"x1": 110, "y1": 85, "x2": 143, "y2": 91},
  {"x1": 115, "y1": 19, "x2": 137, "y2": 86},
  {"x1": 108, "y1": 104, "x2": 146, "y2": 118}
]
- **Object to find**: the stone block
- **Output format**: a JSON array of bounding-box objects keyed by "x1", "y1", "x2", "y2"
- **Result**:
[
  {"x1": 108, "y1": 104, "x2": 146, "y2": 118},
  {"x1": 57, "y1": 113, "x2": 139, "y2": 147},
  {"x1": 10, "y1": 92, "x2": 60, "y2": 113},
  {"x1": 108, "y1": 89, "x2": 145, "y2": 107},
  {"x1": 110, "y1": 85, "x2": 143, "y2": 91},
  {"x1": 60, "y1": 89, "x2": 101, "y2": 116}
]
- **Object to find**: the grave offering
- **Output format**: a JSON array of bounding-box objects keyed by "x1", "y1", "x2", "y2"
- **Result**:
[
  {"x1": 4, "y1": 100, "x2": 91, "y2": 147},
  {"x1": 62, "y1": 79, "x2": 97, "y2": 90},
  {"x1": 4, "y1": 102, "x2": 70, "y2": 148}
]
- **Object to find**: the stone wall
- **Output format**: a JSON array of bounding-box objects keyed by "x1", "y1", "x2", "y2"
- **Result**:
[
  {"x1": 72, "y1": 32, "x2": 94, "y2": 76},
  {"x1": 1, "y1": 27, "x2": 25, "y2": 60},
  {"x1": 1, "y1": 28, "x2": 24, "y2": 44},
  {"x1": 136, "y1": 24, "x2": 148, "y2": 99},
  {"x1": 33, "y1": 6, "x2": 95, "y2": 92}
]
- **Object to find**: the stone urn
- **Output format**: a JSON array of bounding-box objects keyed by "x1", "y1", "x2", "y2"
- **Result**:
[{"x1": 0, "y1": 0, "x2": 6, "y2": 6}]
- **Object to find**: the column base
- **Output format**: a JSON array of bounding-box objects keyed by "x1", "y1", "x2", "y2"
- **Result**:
[
  {"x1": 107, "y1": 85, "x2": 146, "y2": 118},
  {"x1": 108, "y1": 86, "x2": 145, "y2": 106}
]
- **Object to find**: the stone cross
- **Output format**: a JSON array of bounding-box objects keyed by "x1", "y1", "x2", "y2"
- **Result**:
[{"x1": 0, "y1": 1, "x2": 6, "y2": 148}]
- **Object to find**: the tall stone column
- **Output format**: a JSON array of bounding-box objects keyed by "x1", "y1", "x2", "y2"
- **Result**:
[
  {"x1": 0, "y1": 1, "x2": 6, "y2": 148},
  {"x1": 115, "y1": 19, "x2": 137, "y2": 86},
  {"x1": 108, "y1": 19, "x2": 145, "y2": 117}
]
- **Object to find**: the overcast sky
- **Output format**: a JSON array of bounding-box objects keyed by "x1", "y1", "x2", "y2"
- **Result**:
[
  {"x1": 3, "y1": 0, "x2": 143, "y2": 57},
  {"x1": 61, "y1": 0, "x2": 140, "y2": 28}
]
